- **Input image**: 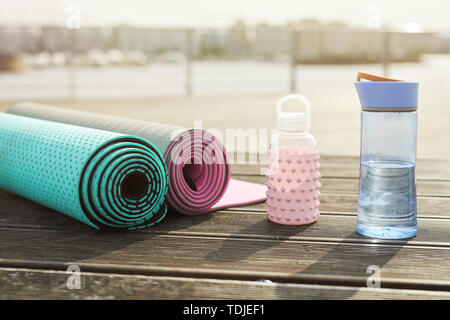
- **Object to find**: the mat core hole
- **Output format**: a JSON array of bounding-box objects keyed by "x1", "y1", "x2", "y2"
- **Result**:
[
  {"x1": 121, "y1": 172, "x2": 149, "y2": 200},
  {"x1": 183, "y1": 162, "x2": 207, "y2": 192}
]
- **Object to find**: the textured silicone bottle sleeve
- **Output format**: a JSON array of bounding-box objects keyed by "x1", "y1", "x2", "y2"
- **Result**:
[{"x1": 0, "y1": 113, "x2": 168, "y2": 229}]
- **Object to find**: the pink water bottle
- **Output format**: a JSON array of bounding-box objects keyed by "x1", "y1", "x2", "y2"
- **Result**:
[{"x1": 266, "y1": 94, "x2": 321, "y2": 225}]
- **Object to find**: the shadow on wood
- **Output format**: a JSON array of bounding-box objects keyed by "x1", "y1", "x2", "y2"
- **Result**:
[
  {"x1": 274, "y1": 231, "x2": 406, "y2": 299},
  {"x1": 205, "y1": 219, "x2": 313, "y2": 262}
]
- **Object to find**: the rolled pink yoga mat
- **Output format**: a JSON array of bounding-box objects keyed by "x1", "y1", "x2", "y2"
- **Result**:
[
  {"x1": 164, "y1": 129, "x2": 230, "y2": 214},
  {"x1": 8, "y1": 103, "x2": 267, "y2": 215}
]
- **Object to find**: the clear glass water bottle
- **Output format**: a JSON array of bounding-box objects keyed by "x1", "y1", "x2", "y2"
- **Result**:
[{"x1": 355, "y1": 73, "x2": 419, "y2": 239}]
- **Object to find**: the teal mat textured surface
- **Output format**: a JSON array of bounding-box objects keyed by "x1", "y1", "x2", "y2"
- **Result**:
[{"x1": 0, "y1": 113, "x2": 168, "y2": 229}]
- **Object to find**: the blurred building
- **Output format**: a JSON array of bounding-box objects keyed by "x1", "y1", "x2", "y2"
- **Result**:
[
  {"x1": 112, "y1": 26, "x2": 187, "y2": 54},
  {"x1": 0, "y1": 21, "x2": 446, "y2": 66},
  {"x1": 0, "y1": 26, "x2": 40, "y2": 55},
  {"x1": 253, "y1": 23, "x2": 290, "y2": 58},
  {"x1": 228, "y1": 20, "x2": 251, "y2": 58},
  {"x1": 437, "y1": 34, "x2": 450, "y2": 51},
  {"x1": 40, "y1": 26, "x2": 70, "y2": 52},
  {"x1": 72, "y1": 27, "x2": 111, "y2": 52},
  {"x1": 252, "y1": 20, "x2": 442, "y2": 63},
  {"x1": 193, "y1": 29, "x2": 228, "y2": 57}
]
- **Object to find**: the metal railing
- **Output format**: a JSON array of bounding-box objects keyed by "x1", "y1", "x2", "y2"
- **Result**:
[{"x1": 0, "y1": 26, "x2": 440, "y2": 99}]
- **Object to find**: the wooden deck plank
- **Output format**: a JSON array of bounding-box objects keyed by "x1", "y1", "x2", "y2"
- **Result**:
[
  {"x1": 228, "y1": 194, "x2": 450, "y2": 218},
  {"x1": 239, "y1": 175, "x2": 450, "y2": 198},
  {"x1": 0, "y1": 228, "x2": 449, "y2": 290},
  {"x1": 1, "y1": 203, "x2": 450, "y2": 247},
  {"x1": 0, "y1": 190, "x2": 449, "y2": 245},
  {"x1": 227, "y1": 193, "x2": 450, "y2": 219},
  {"x1": 231, "y1": 156, "x2": 450, "y2": 181},
  {"x1": 1, "y1": 267, "x2": 449, "y2": 300},
  {"x1": 2, "y1": 187, "x2": 449, "y2": 227},
  {"x1": 135, "y1": 212, "x2": 450, "y2": 247}
]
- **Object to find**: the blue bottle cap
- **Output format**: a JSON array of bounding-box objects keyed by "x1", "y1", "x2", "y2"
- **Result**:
[{"x1": 355, "y1": 73, "x2": 418, "y2": 111}]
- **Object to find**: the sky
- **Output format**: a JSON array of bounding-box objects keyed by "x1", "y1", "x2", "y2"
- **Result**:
[{"x1": 1, "y1": 0, "x2": 450, "y2": 31}]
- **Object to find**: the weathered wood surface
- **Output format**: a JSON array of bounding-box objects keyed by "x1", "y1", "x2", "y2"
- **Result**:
[
  {"x1": 237, "y1": 175, "x2": 450, "y2": 198},
  {"x1": 229, "y1": 195, "x2": 450, "y2": 219},
  {"x1": 1, "y1": 201, "x2": 449, "y2": 246},
  {"x1": 0, "y1": 156, "x2": 449, "y2": 299},
  {"x1": 231, "y1": 156, "x2": 450, "y2": 180},
  {"x1": 0, "y1": 228, "x2": 449, "y2": 290},
  {"x1": 1, "y1": 267, "x2": 450, "y2": 300}
]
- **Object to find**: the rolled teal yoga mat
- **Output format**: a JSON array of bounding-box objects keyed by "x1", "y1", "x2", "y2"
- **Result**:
[{"x1": 0, "y1": 113, "x2": 168, "y2": 230}]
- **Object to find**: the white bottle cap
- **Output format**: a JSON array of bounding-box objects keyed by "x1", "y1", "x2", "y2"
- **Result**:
[{"x1": 276, "y1": 94, "x2": 311, "y2": 131}]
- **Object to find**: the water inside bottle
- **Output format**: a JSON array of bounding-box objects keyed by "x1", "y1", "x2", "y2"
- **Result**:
[{"x1": 357, "y1": 160, "x2": 418, "y2": 239}]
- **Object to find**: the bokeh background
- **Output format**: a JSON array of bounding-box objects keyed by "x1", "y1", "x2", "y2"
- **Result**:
[{"x1": 0, "y1": 0, "x2": 449, "y2": 159}]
